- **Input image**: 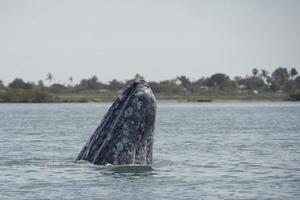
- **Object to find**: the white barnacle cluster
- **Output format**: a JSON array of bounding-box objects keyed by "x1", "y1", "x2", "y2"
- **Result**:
[
  {"x1": 136, "y1": 101, "x2": 143, "y2": 110},
  {"x1": 122, "y1": 123, "x2": 130, "y2": 136},
  {"x1": 113, "y1": 135, "x2": 132, "y2": 164},
  {"x1": 130, "y1": 120, "x2": 135, "y2": 126},
  {"x1": 124, "y1": 107, "x2": 133, "y2": 117},
  {"x1": 116, "y1": 142, "x2": 123, "y2": 152}
]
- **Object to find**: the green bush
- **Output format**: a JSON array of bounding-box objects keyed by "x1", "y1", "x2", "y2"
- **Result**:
[
  {"x1": 0, "y1": 89, "x2": 51, "y2": 103},
  {"x1": 289, "y1": 92, "x2": 300, "y2": 101}
]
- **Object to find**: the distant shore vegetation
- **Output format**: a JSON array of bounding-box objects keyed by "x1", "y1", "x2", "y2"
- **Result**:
[{"x1": 0, "y1": 67, "x2": 300, "y2": 103}]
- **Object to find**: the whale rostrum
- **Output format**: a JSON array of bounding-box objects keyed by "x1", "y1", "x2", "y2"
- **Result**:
[{"x1": 76, "y1": 80, "x2": 157, "y2": 165}]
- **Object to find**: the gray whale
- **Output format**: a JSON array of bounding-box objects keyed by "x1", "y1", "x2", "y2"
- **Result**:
[{"x1": 76, "y1": 80, "x2": 157, "y2": 165}]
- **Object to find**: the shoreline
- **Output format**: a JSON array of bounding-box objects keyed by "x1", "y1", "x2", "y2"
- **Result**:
[{"x1": 0, "y1": 95, "x2": 296, "y2": 103}]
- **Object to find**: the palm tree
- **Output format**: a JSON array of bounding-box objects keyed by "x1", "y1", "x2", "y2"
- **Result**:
[
  {"x1": 261, "y1": 69, "x2": 268, "y2": 78},
  {"x1": 0, "y1": 79, "x2": 4, "y2": 89},
  {"x1": 69, "y1": 77, "x2": 73, "y2": 86},
  {"x1": 290, "y1": 68, "x2": 298, "y2": 79},
  {"x1": 252, "y1": 68, "x2": 258, "y2": 76},
  {"x1": 46, "y1": 72, "x2": 54, "y2": 86},
  {"x1": 261, "y1": 69, "x2": 269, "y2": 84}
]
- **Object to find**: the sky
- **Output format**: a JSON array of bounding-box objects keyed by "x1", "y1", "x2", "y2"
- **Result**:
[{"x1": 0, "y1": 0, "x2": 300, "y2": 84}]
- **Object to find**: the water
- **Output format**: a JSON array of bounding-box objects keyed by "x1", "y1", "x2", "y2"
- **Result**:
[{"x1": 0, "y1": 102, "x2": 299, "y2": 200}]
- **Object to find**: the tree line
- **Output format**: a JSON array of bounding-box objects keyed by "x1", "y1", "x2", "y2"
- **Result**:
[{"x1": 0, "y1": 67, "x2": 299, "y2": 96}]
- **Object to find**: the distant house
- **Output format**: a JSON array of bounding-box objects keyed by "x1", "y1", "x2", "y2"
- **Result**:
[
  {"x1": 238, "y1": 85, "x2": 246, "y2": 89},
  {"x1": 175, "y1": 79, "x2": 181, "y2": 86},
  {"x1": 236, "y1": 85, "x2": 248, "y2": 95}
]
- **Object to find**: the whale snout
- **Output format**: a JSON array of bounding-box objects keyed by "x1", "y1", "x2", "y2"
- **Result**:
[{"x1": 76, "y1": 79, "x2": 157, "y2": 165}]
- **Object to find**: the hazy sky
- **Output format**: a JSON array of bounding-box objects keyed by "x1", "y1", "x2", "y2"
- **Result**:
[{"x1": 0, "y1": 0, "x2": 299, "y2": 84}]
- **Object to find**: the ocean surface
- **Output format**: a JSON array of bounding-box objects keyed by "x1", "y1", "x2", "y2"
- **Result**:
[{"x1": 0, "y1": 102, "x2": 299, "y2": 200}]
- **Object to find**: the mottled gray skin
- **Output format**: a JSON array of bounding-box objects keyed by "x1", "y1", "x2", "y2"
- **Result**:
[{"x1": 76, "y1": 80, "x2": 156, "y2": 165}]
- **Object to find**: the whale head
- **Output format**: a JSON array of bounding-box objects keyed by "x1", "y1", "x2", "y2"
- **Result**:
[{"x1": 77, "y1": 79, "x2": 157, "y2": 165}]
